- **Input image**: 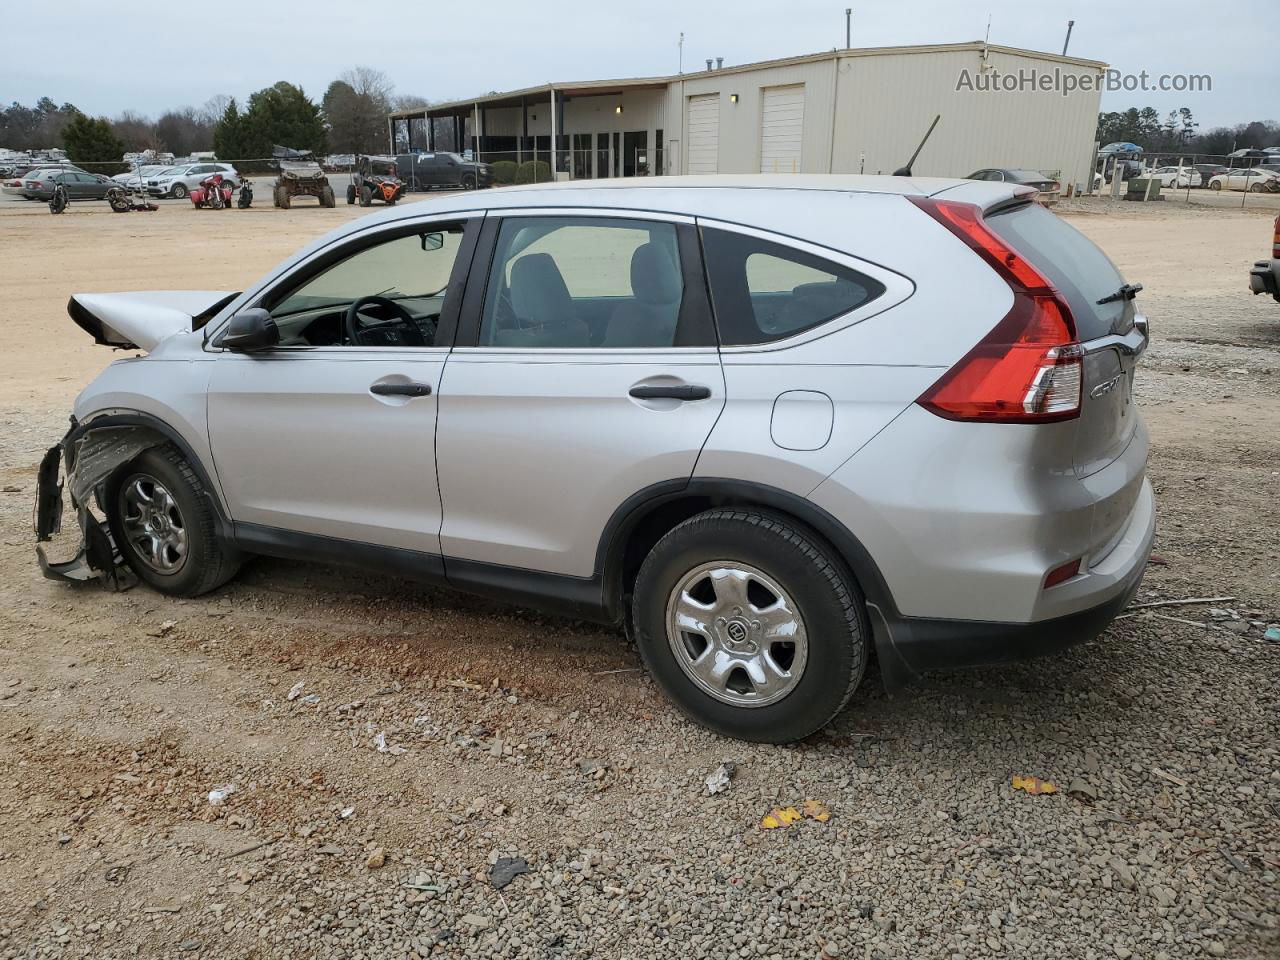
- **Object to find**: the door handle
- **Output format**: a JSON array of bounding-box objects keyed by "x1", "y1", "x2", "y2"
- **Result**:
[
  {"x1": 629, "y1": 384, "x2": 712, "y2": 401},
  {"x1": 370, "y1": 381, "x2": 432, "y2": 397}
]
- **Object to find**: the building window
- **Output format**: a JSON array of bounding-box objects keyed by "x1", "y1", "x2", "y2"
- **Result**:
[{"x1": 655, "y1": 129, "x2": 664, "y2": 177}]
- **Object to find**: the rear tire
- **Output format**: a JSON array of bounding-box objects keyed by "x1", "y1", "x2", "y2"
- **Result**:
[
  {"x1": 1210, "y1": 181, "x2": 1222, "y2": 191},
  {"x1": 631, "y1": 509, "x2": 868, "y2": 743},
  {"x1": 105, "y1": 445, "x2": 239, "y2": 597}
]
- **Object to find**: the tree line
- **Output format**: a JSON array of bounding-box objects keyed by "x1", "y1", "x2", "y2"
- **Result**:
[
  {"x1": 1, "y1": 67, "x2": 431, "y2": 168},
  {"x1": 1095, "y1": 106, "x2": 1279, "y2": 157}
]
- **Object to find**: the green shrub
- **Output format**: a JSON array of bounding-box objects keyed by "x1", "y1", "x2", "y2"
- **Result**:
[
  {"x1": 490, "y1": 160, "x2": 518, "y2": 185},
  {"x1": 515, "y1": 160, "x2": 552, "y2": 185}
]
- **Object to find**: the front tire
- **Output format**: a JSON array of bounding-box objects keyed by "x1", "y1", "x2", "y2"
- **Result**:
[
  {"x1": 631, "y1": 509, "x2": 868, "y2": 743},
  {"x1": 461, "y1": 174, "x2": 476, "y2": 190},
  {"x1": 346, "y1": 184, "x2": 356, "y2": 204},
  {"x1": 359, "y1": 185, "x2": 372, "y2": 206},
  {"x1": 171, "y1": 183, "x2": 188, "y2": 199},
  {"x1": 105, "y1": 445, "x2": 239, "y2": 597},
  {"x1": 321, "y1": 185, "x2": 336, "y2": 207}
]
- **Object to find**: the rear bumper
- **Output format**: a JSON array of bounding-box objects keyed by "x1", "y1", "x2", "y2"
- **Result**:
[
  {"x1": 1249, "y1": 259, "x2": 1279, "y2": 301},
  {"x1": 873, "y1": 477, "x2": 1155, "y2": 678}
]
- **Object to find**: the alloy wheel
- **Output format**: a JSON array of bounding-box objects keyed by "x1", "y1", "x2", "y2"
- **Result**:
[
  {"x1": 120, "y1": 475, "x2": 188, "y2": 574},
  {"x1": 664, "y1": 561, "x2": 808, "y2": 707}
]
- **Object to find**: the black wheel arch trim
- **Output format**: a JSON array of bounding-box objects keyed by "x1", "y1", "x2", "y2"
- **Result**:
[{"x1": 66, "y1": 411, "x2": 233, "y2": 540}]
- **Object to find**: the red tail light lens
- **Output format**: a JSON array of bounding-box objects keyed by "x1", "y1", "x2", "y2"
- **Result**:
[
  {"x1": 909, "y1": 197, "x2": 1082, "y2": 423},
  {"x1": 1044, "y1": 558, "x2": 1080, "y2": 589}
]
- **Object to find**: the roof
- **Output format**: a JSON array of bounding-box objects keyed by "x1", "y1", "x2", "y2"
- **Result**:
[{"x1": 390, "y1": 42, "x2": 1109, "y2": 118}]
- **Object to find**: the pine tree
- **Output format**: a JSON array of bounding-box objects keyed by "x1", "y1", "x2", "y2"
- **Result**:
[{"x1": 62, "y1": 112, "x2": 126, "y2": 175}]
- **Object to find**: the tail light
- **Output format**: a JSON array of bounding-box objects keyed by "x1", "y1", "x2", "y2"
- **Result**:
[{"x1": 908, "y1": 196, "x2": 1082, "y2": 423}]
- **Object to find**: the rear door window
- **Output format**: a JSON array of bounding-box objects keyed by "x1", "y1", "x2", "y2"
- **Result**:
[
  {"x1": 700, "y1": 228, "x2": 885, "y2": 346},
  {"x1": 984, "y1": 201, "x2": 1127, "y2": 341}
]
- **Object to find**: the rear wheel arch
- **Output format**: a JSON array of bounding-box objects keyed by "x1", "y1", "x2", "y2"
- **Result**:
[{"x1": 598, "y1": 478, "x2": 896, "y2": 622}]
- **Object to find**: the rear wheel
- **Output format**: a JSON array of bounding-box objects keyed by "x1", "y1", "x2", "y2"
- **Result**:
[
  {"x1": 631, "y1": 509, "x2": 868, "y2": 743},
  {"x1": 105, "y1": 445, "x2": 239, "y2": 597},
  {"x1": 1210, "y1": 181, "x2": 1222, "y2": 191}
]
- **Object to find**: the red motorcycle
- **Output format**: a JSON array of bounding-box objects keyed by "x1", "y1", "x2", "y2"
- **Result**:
[{"x1": 190, "y1": 173, "x2": 235, "y2": 209}]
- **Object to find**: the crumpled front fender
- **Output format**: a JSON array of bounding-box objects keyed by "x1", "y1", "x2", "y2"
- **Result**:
[{"x1": 34, "y1": 422, "x2": 164, "y2": 588}]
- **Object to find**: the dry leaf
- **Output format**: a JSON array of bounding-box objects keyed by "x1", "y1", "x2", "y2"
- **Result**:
[
  {"x1": 760, "y1": 806, "x2": 802, "y2": 829},
  {"x1": 801, "y1": 799, "x2": 831, "y2": 822},
  {"x1": 1011, "y1": 775, "x2": 1057, "y2": 795}
]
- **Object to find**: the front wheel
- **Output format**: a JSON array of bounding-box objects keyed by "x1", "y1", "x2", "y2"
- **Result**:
[
  {"x1": 105, "y1": 445, "x2": 240, "y2": 597},
  {"x1": 631, "y1": 509, "x2": 868, "y2": 743},
  {"x1": 171, "y1": 183, "x2": 188, "y2": 199},
  {"x1": 346, "y1": 184, "x2": 356, "y2": 204},
  {"x1": 461, "y1": 174, "x2": 476, "y2": 190},
  {"x1": 359, "y1": 185, "x2": 372, "y2": 206},
  {"x1": 320, "y1": 185, "x2": 336, "y2": 207}
]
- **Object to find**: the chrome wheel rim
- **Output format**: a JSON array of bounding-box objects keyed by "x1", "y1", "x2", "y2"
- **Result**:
[
  {"x1": 120, "y1": 476, "x2": 187, "y2": 574},
  {"x1": 664, "y1": 561, "x2": 808, "y2": 708}
]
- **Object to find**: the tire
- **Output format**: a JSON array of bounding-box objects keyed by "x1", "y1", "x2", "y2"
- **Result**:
[
  {"x1": 321, "y1": 185, "x2": 336, "y2": 208},
  {"x1": 274, "y1": 186, "x2": 290, "y2": 209},
  {"x1": 631, "y1": 509, "x2": 868, "y2": 743},
  {"x1": 346, "y1": 184, "x2": 356, "y2": 205},
  {"x1": 1249, "y1": 183, "x2": 1264, "y2": 193},
  {"x1": 105, "y1": 445, "x2": 239, "y2": 597},
  {"x1": 461, "y1": 174, "x2": 476, "y2": 191},
  {"x1": 171, "y1": 183, "x2": 188, "y2": 199},
  {"x1": 359, "y1": 186, "x2": 372, "y2": 207},
  {"x1": 1210, "y1": 181, "x2": 1221, "y2": 191}
]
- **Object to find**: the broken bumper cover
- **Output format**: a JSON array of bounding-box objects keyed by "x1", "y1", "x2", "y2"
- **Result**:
[{"x1": 34, "y1": 421, "x2": 162, "y2": 588}]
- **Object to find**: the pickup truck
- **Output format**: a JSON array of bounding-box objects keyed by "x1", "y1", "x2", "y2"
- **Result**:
[{"x1": 395, "y1": 152, "x2": 492, "y2": 192}]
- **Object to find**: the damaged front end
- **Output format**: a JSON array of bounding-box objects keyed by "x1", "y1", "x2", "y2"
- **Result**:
[{"x1": 34, "y1": 421, "x2": 164, "y2": 589}]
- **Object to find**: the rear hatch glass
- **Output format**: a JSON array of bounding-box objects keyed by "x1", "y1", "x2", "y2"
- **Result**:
[{"x1": 985, "y1": 202, "x2": 1141, "y2": 480}]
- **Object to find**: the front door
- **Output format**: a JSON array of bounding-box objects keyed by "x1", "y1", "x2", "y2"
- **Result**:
[
  {"x1": 206, "y1": 217, "x2": 479, "y2": 554},
  {"x1": 436, "y1": 211, "x2": 724, "y2": 577}
]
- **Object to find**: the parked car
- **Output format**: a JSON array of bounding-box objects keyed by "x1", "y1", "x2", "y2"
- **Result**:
[
  {"x1": 1208, "y1": 168, "x2": 1280, "y2": 193},
  {"x1": 1192, "y1": 163, "x2": 1228, "y2": 186},
  {"x1": 146, "y1": 162, "x2": 239, "y2": 199},
  {"x1": 1151, "y1": 166, "x2": 1201, "y2": 188},
  {"x1": 396, "y1": 152, "x2": 492, "y2": 191},
  {"x1": 1248, "y1": 213, "x2": 1280, "y2": 303},
  {"x1": 36, "y1": 176, "x2": 1153, "y2": 743},
  {"x1": 15, "y1": 169, "x2": 118, "y2": 201},
  {"x1": 3, "y1": 163, "x2": 88, "y2": 197},
  {"x1": 114, "y1": 165, "x2": 171, "y2": 190},
  {"x1": 966, "y1": 168, "x2": 1060, "y2": 192}
]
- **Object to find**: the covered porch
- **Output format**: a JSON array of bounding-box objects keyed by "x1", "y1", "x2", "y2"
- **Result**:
[{"x1": 387, "y1": 78, "x2": 670, "y2": 180}]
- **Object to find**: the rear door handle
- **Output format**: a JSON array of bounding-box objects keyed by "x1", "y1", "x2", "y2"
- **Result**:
[
  {"x1": 370, "y1": 381, "x2": 432, "y2": 397},
  {"x1": 628, "y1": 384, "x2": 712, "y2": 402}
]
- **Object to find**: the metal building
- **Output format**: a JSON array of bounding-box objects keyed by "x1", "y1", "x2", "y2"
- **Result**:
[{"x1": 388, "y1": 41, "x2": 1106, "y2": 191}]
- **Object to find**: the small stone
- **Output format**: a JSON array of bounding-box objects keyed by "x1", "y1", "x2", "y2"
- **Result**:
[
  {"x1": 460, "y1": 913, "x2": 492, "y2": 930},
  {"x1": 365, "y1": 847, "x2": 386, "y2": 869},
  {"x1": 1205, "y1": 944, "x2": 1226, "y2": 957}
]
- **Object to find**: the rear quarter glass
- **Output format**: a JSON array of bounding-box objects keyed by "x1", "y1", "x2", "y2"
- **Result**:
[{"x1": 984, "y1": 203, "x2": 1128, "y2": 341}]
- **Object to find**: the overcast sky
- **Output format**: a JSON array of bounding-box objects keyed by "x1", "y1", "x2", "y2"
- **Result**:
[{"x1": 4, "y1": 0, "x2": 1272, "y2": 130}]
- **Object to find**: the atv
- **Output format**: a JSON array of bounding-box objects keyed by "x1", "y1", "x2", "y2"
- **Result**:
[
  {"x1": 347, "y1": 155, "x2": 404, "y2": 207},
  {"x1": 272, "y1": 160, "x2": 335, "y2": 209}
]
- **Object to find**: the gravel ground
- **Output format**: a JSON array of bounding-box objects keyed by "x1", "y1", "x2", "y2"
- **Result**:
[{"x1": 0, "y1": 195, "x2": 1276, "y2": 960}]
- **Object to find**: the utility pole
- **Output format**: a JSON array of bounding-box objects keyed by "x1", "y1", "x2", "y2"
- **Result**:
[
  {"x1": 1062, "y1": 19, "x2": 1074, "y2": 56},
  {"x1": 845, "y1": 8, "x2": 851, "y2": 49}
]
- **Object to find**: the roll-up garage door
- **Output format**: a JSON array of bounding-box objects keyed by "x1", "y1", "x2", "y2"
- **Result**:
[
  {"x1": 686, "y1": 94, "x2": 720, "y2": 175},
  {"x1": 759, "y1": 84, "x2": 805, "y2": 173}
]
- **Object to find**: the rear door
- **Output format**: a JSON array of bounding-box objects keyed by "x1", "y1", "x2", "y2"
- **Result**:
[
  {"x1": 436, "y1": 210, "x2": 724, "y2": 577},
  {"x1": 984, "y1": 200, "x2": 1146, "y2": 478}
]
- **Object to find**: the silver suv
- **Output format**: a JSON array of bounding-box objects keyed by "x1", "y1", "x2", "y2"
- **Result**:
[{"x1": 36, "y1": 176, "x2": 1154, "y2": 742}]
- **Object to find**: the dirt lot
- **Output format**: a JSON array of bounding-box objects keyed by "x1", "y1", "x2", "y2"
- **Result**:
[{"x1": 0, "y1": 193, "x2": 1277, "y2": 960}]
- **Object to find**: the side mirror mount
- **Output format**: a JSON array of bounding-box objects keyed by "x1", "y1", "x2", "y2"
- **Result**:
[{"x1": 221, "y1": 308, "x2": 279, "y2": 352}]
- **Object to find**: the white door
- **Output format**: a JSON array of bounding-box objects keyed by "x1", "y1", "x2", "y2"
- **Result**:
[
  {"x1": 686, "y1": 95, "x2": 720, "y2": 175},
  {"x1": 759, "y1": 84, "x2": 805, "y2": 174}
]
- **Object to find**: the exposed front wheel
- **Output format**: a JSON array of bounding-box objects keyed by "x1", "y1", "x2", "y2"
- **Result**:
[
  {"x1": 359, "y1": 186, "x2": 372, "y2": 206},
  {"x1": 321, "y1": 185, "x2": 336, "y2": 207},
  {"x1": 105, "y1": 445, "x2": 239, "y2": 597},
  {"x1": 631, "y1": 509, "x2": 868, "y2": 743},
  {"x1": 461, "y1": 174, "x2": 476, "y2": 190},
  {"x1": 346, "y1": 184, "x2": 356, "y2": 204},
  {"x1": 171, "y1": 183, "x2": 188, "y2": 199}
]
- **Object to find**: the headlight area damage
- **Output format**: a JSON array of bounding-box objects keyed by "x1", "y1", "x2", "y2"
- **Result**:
[{"x1": 35, "y1": 421, "x2": 165, "y2": 588}]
